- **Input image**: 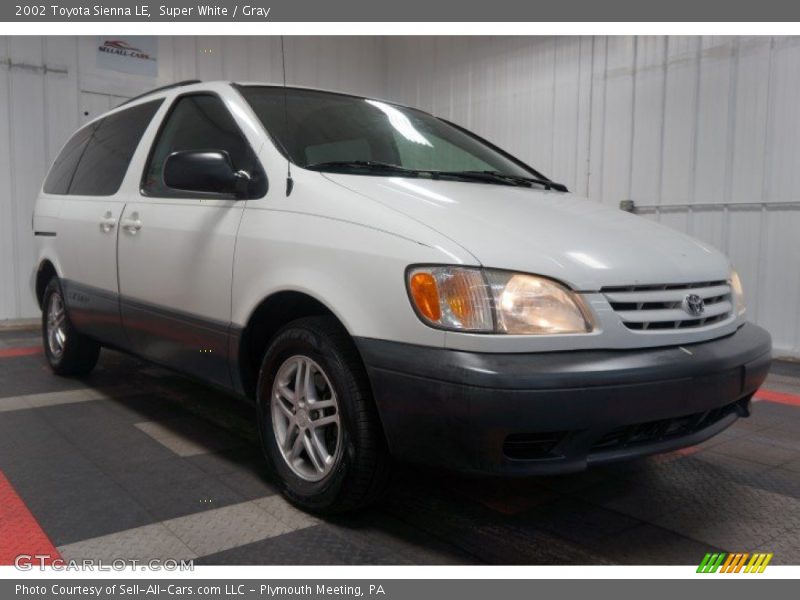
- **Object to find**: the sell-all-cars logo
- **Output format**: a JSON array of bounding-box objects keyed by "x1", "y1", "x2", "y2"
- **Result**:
[
  {"x1": 697, "y1": 552, "x2": 773, "y2": 573},
  {"x1": 683, "y1": 293, "x2": 705, "y2": 317},
  {"x1": 98, "y1": 40, "x2": 154, "y2": 62}
]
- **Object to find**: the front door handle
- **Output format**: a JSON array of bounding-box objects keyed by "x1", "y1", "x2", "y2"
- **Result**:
[
  {"x1": 99, "y1": 211, "x2": 116, "y2": 233},
  {"x1": 121, "y1": 213, "x2": 142, "y2": 235}
]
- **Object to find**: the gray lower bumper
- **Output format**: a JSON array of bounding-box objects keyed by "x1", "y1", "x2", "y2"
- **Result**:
[{"x1": 355, "y1": 323, "x2": 772, "y2": 476}]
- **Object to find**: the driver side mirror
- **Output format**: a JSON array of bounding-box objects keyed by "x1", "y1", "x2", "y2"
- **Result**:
[{"x1": 163, "y1": 150, "x2": 251, "y2": 198}]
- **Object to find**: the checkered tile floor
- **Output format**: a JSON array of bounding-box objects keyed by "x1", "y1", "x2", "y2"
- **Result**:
[{"x1": 1, "y1": 328, "x2": 799, "y2": 565}]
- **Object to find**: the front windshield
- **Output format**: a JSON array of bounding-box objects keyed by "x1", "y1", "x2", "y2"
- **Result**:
[{"x1": 238, "y1": 86, "x2": 547, "y2": 182}]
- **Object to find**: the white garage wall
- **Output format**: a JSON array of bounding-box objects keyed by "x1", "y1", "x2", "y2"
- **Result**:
[
  {"x1": 385, "y1": 36, "x2": 800, "y2": 358},
  {"x1": 0, "y1": 35, "x2": 388, "y2": 324}
]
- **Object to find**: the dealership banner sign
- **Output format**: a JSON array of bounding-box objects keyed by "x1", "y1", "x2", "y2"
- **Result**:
[{"x1": 96, "y1": 36, "x2": 158, "y2": 76}]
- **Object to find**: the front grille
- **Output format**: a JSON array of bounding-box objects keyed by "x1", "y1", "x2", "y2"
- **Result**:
[
  {"x1": 602, "y1": 280, "x2": 733, "y2": 331},
  {"x1": 590, "y1": 400, "x2": 741, "y2": 453}
]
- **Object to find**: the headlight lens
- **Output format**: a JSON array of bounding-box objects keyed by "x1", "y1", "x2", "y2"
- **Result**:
[
  {"x1": 730, "y1": 269, "x2": 746, "y2": 315},
  {"x1": 407, "y1": 266, "x2": 593, "y2": 334}
]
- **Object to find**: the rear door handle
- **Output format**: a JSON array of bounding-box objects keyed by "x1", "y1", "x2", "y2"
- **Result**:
[
  {"x1": 99, "y1": 211, "x2": 116, "y2": 233},
  {"x1": 121, "y1": 213, "x2": 142, "y2": 235}
]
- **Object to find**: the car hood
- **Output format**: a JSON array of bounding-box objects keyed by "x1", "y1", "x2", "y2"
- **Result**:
[{"x1": 323, "y1": 174, "x2": 731, "y2": 290}]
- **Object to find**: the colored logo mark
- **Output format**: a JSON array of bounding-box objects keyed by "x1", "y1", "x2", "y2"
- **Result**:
[{"x1": 697, "y1": 552, "x2": 773, "y2": 573}]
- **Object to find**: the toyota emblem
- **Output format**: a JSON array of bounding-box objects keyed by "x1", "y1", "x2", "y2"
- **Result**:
[{"x1": 683, "y1": 294, "x2": 705, "y2": 317}]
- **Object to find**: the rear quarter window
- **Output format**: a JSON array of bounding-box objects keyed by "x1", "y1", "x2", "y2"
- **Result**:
[
  {"x1": 53, "y1": 99, "x2": 163, "y2": 197},
  {"x1": 42, "y1": 123, "x2": 97, "y2": 195}
]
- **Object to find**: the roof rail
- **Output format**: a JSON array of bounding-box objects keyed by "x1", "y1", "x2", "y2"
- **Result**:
[{"x1": 118, "y1": 79, "x2": 202, "y2": 107}]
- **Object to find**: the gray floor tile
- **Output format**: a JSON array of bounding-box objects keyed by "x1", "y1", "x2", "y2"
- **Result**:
[
  {"x1": 515, "y1": 497, "x2": 642, "y2": 545},
  {"x1": 708, "y1": 438, "x2": 799, "y2": 467},
  {"x1": 110, "y1": 457, "x2": 247, "y2": 521},
  {"x1": 58, "y1": 523, "x2": 197, "y2": 562},
  {"x1": 653, "y1": 482, "x2": 800, "y2": 550},
  {"x1": 197, "y1": 524, "x2": 411, "y2": 565},
  {"x1": 162, "y1": 500, "x2": 310, "y2": 556},
  {"x1": 2, "y1": 452, "x2": 155, "y2": 546},
  {"x1": 593, "y1": 523, "x2": 726, "y2": 565},
  {"x1": 135, "y1": 417, "x2": 245, "y2": 457},
  {"x1": 217, "y1": 466, "x2": 278, "y2": 501}
]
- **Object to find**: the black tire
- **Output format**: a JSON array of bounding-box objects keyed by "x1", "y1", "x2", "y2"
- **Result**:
[
  {"x1": 41, "y1": 277, "x2": 100, "y2": 377},
  {"x1": 256, "y1": 316, "x2": 391, "y2": 513}
]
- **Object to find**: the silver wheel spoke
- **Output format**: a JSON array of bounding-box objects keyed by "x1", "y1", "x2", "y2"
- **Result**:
[
  {"x1": 310, "y1": 398, "x2": 336, "y2": 411},
  {"x1": 294, "y1": 360, "x2": 306, "y2": 401},
  {"x1": 276, "y1": 397, "x2": 295, "y2": 420},
  {"x1": 305, "y1": 370, "x2": 318, "y2": 402},
  {"x1": 277, "y1": 383, "x2": 296, "y2": 404},
  {"x1": 311, "y1": 414, "x2": 338, "y2": 429},
  {"x1": 284, "y1": 422, "x2": 300, "y2": 452},
  {"x1": 303, "y1": 432, "x2": 326, "y2": 473},
  {"x1": 312, "y1": 430, "x2": 331, "y2": 464},
  {"x1": 288, "y1": 432, "x2": 304, "y2": 459}
]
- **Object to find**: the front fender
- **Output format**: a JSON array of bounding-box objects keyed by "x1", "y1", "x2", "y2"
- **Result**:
[{"x1": 232, "y1": 209, "x2": 475, "y2": 348}]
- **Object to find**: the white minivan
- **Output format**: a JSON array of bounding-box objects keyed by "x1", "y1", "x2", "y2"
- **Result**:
[{"x1": 33, "y1": 80, "x2": 771, "y2": 512}]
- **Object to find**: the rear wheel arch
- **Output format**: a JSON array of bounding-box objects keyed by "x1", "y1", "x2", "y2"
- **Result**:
[{"x1": 35, "y1": 259, "x2": 59, "y2": 309}]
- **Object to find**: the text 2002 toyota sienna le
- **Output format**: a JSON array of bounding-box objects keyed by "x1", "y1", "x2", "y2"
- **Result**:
[{"x1": 33, "y1": 81, "x2": 771, "y2": 512}]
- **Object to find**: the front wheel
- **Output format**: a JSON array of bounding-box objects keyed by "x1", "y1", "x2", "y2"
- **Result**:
[
  {"x1": 256, "y1": 316, "x2": 391, "y2": 513},
  {"x1": 42, "y1": 278, "x2": 100, "y2": 377}
]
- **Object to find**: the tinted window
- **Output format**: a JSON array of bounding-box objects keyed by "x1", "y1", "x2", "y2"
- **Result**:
[
  {"x1": 142, "y1": 94, "x2": 266, "y2": 198},
  {"x1": 68, "y1": 99, "x2": 163, "y2": 196},
  {"x1": 43, "y1": 123, "x2": 98, "y2": 194},
  {"x1": 239, "y1": 87, "x2": 536, "y2": 178}
]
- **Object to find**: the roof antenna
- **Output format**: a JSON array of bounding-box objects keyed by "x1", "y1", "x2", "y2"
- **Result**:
[{"x1": 280, "y1": 36, "x2": 294, "y2": 197}]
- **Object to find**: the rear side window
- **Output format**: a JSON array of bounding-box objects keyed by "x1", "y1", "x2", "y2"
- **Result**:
[
  {"x1": 65, "y1": 99, "x2": 163, "y2": 196},
  {"x1": 141, "y1": 93, "x2": 266, "y2": 198},
  {"x1": 43, "y1": 123, "x2": 98, "y2": 194}
]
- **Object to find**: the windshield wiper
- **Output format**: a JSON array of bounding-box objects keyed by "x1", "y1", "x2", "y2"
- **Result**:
[
  {"x1": 304, "y1": 160, "x2": 423, "y2": 176},
  {"x1": 433, "y1": 170, "x2": 568, "y2": 191},
  {"x1": 305, "y1": 161, "x2": 568, "y2": 191}
]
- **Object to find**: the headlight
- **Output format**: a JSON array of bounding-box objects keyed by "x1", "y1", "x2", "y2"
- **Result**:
[
  {"x1": 407, "y1": 266, "x2": 594, "y2": 334},
  {"x1": 730, "y1": 269, "x2": 746, "y2": 316}
]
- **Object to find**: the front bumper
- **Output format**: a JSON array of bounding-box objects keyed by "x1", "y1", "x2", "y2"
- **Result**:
[{"x1": 355, "y1": 323, "x2": 772, "y2": 476}]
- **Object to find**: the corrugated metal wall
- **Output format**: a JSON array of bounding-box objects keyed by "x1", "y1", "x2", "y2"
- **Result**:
[
  {"x1": 0, "y1": 35, "x2": 387, "y2": 324},
  {"x1": 1, "y1": 35, "x2": 798, "y2": 357},
  {"x1": 385, "y1": 36, "x2": 800, "y2": 358}
]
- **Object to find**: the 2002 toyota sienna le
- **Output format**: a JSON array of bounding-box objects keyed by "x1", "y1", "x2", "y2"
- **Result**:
[{"x1": 32, "y1": 80, "x2": 772, "y2": 512}]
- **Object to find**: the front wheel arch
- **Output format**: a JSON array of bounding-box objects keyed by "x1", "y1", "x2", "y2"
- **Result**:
[{"x1": 238, "y1": 290, "x2": 359, "y2": 399}]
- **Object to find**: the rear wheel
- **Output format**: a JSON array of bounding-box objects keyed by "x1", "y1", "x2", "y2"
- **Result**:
[
  {"x1": 256, "y1": 316, "x2": 390, "y2": 513},
  {"x1": 42, "y1": 278, "x2": 100, "y2": 376}
]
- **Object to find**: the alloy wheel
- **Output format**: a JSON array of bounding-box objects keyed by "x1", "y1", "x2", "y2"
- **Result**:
[
  {"x1": 46, "y1": 291, "x2": 67, "y2": 359},
  {"x1": 271, "y1": 355, "x2": 342, "y2": 481}
]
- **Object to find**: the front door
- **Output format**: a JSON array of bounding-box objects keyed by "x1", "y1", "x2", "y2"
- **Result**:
[{"x1": 117, "y1": 93, "x2": 266, "y2": 389}]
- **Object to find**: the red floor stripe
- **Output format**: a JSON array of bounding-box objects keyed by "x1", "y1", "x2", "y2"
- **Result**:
[
  {"x1": 0, "y1": 471, "x2": 61, "y2": 566},
  {"x1": 755, "y1": 388, "x2": 800, "y2": 407},
  {"x1": 0, "y1": 346, "x2": 42, "y2": 359}
]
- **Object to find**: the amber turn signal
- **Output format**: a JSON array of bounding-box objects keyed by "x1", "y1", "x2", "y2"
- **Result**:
[{"x1": 409, "y1": 272, "x2": 442, "y2": 321}]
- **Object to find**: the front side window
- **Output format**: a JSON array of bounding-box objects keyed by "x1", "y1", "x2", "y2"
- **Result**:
[
  {"x1": 238, "y1": 86, "x2": 560, "y2": 189},
  {"x1": 142, "y1": 94, "x2": 266, "y2": 198},
  {"x1": 68, "y1": 99, "x2": 163, "y2": 196}
]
